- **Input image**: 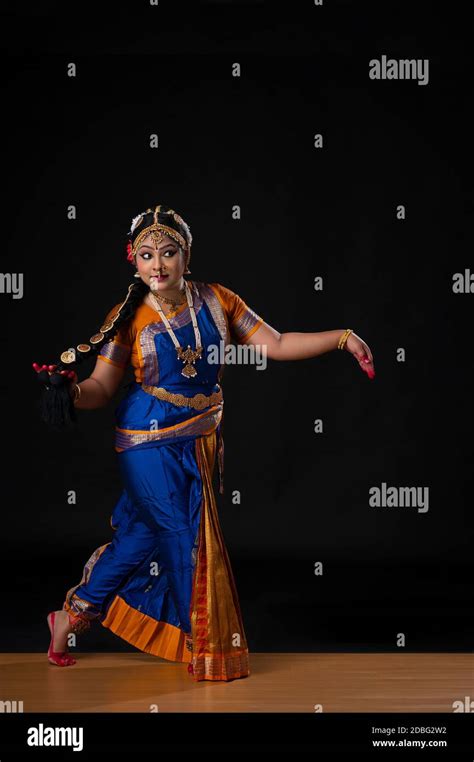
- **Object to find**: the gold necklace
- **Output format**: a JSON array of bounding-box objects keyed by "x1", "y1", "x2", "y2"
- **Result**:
[
  {"x1": 149, "y1": 282, "x2": 203, "y2": 378},
  {"x1": 149, "y1": 285, "x2": 187, "y2": 319},
  {"x1": 151, "y1": 284, "x2": 186, "y2": 318}
]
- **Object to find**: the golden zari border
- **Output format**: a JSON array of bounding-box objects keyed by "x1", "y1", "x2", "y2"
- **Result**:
[{"x1": 189, "y1": 432, "x2": 250, "y2": 681}]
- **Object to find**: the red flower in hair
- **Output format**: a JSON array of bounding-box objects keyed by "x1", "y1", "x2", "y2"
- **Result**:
[{"x1": 126, "y1": 241, "x2": 134, "y2": 262}]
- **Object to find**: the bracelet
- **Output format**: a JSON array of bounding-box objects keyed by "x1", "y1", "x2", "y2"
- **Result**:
[
  {"x1": 71, "y1": 383, "x2": 82, "y2": 402},
  {"x1": 337, "y1": 328, "x2": 353, "y2": 350}
]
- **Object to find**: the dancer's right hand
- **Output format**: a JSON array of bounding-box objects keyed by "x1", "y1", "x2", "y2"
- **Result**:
[{"x1": 32, "y1": 362, "x2": 77, "y2": 385}]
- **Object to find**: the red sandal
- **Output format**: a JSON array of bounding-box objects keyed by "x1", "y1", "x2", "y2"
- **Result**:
[
  {"x1": 47, "y1": 610, "x2": 90, "y2": 667},
  {"x1": 47, "y1": 611, "x2": 76, "y2": 666}
]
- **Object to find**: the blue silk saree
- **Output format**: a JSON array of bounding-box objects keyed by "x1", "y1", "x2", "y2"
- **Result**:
[{"x1": 62, "y1": 281, "x2": 264, "y2": 681}]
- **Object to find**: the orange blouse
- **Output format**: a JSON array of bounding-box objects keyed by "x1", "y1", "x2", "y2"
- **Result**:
[{"x1": 97, "y1": 281, "x2": 264, "y2": 385}]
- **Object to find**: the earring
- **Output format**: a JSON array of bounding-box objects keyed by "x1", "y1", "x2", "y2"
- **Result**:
[
  {"x1": 133, "y1": 272, "x2": 141, "y2": 279},
  {"x1": 184, "y1": 267, "x2": 191, "y2": 274}
]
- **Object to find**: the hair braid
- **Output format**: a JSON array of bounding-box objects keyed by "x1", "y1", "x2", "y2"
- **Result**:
[{"x1": 36, "y1": 279, "x2": 149, "y2": 430}]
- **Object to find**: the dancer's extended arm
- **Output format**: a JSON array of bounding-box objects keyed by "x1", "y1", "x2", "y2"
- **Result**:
[{"x1": 244, "y1": 322, "x2": 375, "y2": 378}]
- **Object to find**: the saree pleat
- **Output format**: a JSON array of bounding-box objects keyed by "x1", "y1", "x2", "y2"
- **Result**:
[
  {"x1": 100, "y1": 595, "x2": 190, "y2": 663},
  {"x1": 190, "y1": 432, "x2": 250, "y2": 681}
]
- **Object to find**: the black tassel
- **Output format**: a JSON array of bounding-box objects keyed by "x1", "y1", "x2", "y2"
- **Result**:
[{"x1": 36, "y1": 370, "x2": 77, "y2": 430}]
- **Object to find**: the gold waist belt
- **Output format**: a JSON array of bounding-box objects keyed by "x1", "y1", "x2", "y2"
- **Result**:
[{"x1": 141, "y1": 384, "x2": 223, "y2": 411}]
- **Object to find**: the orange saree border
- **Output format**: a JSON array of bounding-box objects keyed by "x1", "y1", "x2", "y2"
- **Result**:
[
  {"x1": 190, "y1": 432, "x2": 250, "y2": 681},
  {"x1": 100, "y1": 595, "x2": 190, "y2": 663}
]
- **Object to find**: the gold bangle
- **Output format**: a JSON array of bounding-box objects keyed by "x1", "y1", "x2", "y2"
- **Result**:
[
  {"x1": 338, "y1": 329, "x2": 353, "y2": 350},
  {"x1": 338, "y1": 329, "x2": 351, "y2": 349},
  {"x1": 72, "y1": 383, "x2": 82, "y2": 402}
]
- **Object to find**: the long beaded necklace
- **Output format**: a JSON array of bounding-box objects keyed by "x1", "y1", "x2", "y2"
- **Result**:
[{"x1": 149, "y1": 280, "x2": 203, "y2": 378}]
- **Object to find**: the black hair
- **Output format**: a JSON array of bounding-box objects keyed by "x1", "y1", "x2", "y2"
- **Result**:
[{"x1": 36, "y1": 204, "x2": 191, "y2": 430}]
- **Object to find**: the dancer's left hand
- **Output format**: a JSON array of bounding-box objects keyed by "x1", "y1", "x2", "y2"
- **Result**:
[{"x1": 344, "y1": 333, "x2": 375, "y2": 379}]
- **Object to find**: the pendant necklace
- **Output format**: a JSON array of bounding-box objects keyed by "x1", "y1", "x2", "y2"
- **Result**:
[
  {"x1": 151, "y1": 285, "x2": 187, "y2": 319},
  {"x1": 149, "y1": 281, "x2": 203, "y2": 378}
]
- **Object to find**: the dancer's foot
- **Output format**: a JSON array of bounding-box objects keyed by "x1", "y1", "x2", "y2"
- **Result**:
[{"x1": 47, "y1": 610, "x2": 76, "y2": 666}]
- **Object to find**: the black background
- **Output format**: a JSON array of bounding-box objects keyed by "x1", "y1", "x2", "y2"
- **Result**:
[{"x1": 0, "y1": 1, "x2": 472, "y2": 655}]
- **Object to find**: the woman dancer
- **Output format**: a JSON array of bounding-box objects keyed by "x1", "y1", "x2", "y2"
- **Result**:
[{"x1": 33, "y1": 204, "x2": 375, "y2": 682}]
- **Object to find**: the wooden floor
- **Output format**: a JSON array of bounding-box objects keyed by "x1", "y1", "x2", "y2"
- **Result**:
[{"x1": 0, "y1": 653, "x2": 471, "y2": 713}]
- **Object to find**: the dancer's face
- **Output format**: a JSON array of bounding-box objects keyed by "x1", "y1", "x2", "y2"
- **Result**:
[{"x1": 135, "y1": 233, "x2": 186, "y2": 295}]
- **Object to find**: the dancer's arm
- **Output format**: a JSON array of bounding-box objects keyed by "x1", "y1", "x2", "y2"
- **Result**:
[
  {"x1": 244, "y1": 321, "x2": 375, "y2": 378},
  {"x1": 71, "y1": 360, "x2": 127, "y2": 409}
]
